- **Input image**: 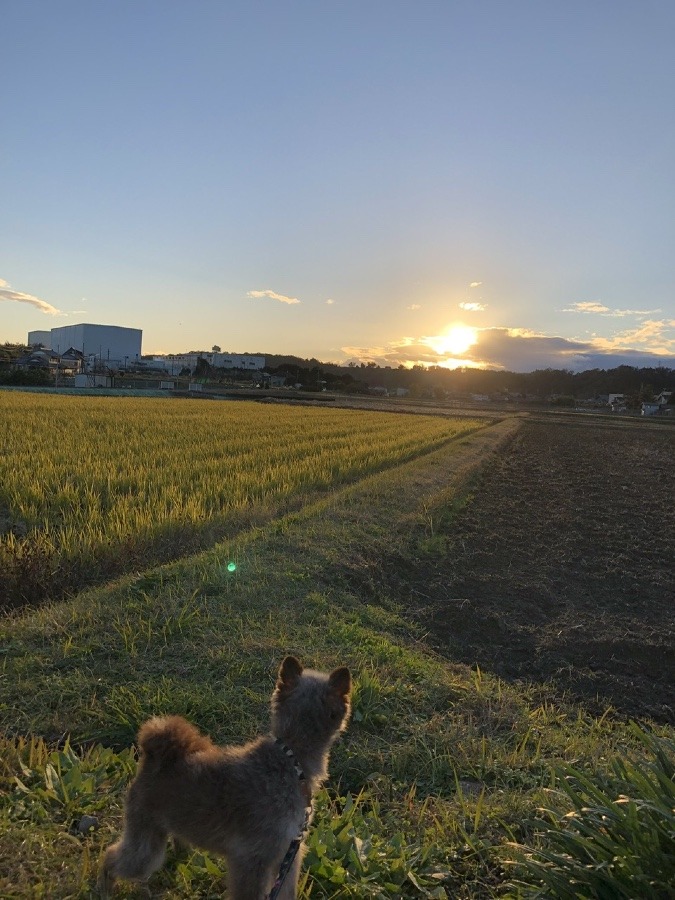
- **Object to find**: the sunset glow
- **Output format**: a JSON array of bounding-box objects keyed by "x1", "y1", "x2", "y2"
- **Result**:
[{"x1": 427, "y1": 325, "x2": 478, "y2": 357}]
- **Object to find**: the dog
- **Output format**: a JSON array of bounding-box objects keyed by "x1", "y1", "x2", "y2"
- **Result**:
[{"x1": 98, "y1": 656, "x2": 351, "y2": 899}]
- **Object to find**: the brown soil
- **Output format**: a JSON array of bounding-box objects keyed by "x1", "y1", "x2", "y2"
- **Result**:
[{"x1": 396, "y1": 417, "x2": 675, "y2": 723}]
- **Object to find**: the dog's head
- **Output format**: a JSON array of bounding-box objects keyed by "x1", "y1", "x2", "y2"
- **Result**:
[{"x1": 271, "y1": 656, "x2": 351, "y2": 749}]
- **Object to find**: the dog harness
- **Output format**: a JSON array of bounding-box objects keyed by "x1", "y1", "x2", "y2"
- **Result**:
[{"x1": 267, "y1": 739, "x2": 313, "y2": 900}]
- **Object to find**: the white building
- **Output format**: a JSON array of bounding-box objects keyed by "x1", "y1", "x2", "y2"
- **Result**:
[
  {"x1": 148, "y1": 352, "x2": 265, "y2": 374},
  {"x1": 28, "y1": 323, "x2": 142, "y2": 369},
  {"x1": 27, "y1": 330, "x2": 52, "y2": 348},
  {"x1": 212, "y1": 352, "x2": 265, "y2": 370}
]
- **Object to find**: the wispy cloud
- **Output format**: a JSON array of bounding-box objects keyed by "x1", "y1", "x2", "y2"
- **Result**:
[
  {"x1": 566, "y1": 301, "x2": 611, "y2": 314},
  {"x1": 407, "y1": 303, "x2": 421, "y2": 310},
  {"x1": 563, "y1": 301, "x2": 662, "y2": 318},
  {"x1": 325, "y1": 298, "x2": 335, "y2": 305},
  {"x1": 341, "y1": 344, "x2": 389, "y2": 361},
  {"x1": 247, "y1": 289, "x2": 300, "y2": 305},
  {"x1": 0, "y1": 279, "x2": 61, "y2": 315},
  {"x1": 590, "y1": 319, "x2": 675, "y2": 355},
  {"x1": 469, "y1": 281, "x2": 482, "y2": 288},
  {"x1": 459, "y1": 302, "x2": 486, "y2": 312}
]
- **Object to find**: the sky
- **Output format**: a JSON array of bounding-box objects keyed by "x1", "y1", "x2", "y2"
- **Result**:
[{"x1": 2, "y1": 0, "x2": 674, "y2": 372}]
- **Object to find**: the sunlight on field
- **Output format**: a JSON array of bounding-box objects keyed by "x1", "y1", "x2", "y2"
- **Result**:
[{"x1": 0, "y1": 392, "x2": 481, "y2": 606}]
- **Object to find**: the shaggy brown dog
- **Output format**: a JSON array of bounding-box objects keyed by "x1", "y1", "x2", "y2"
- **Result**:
[{"x1": 98, "y1": 657, "x2": 351, "y2": 899}]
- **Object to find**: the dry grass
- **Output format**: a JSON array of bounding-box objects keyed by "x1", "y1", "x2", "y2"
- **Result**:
[{"x1": 0, "y1": 392, "x2": 482, "y2": 609}]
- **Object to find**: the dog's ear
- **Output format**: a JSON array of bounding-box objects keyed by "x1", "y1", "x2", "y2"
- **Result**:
[
  {"x1": 328, "y1": 666, "x2": 351, "y2": 698},
  {"x1": 277, "y1": 656, "x2": 303, "y2": 691}
]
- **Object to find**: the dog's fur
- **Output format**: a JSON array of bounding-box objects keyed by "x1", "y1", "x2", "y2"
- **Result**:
[{"x1": 98, "y1": 657, "x2": 351, "y2": 899}]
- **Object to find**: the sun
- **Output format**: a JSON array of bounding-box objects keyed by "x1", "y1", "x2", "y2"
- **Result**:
[{"x1": 427, "y1": 324, "x2": 477, "y2": 357}]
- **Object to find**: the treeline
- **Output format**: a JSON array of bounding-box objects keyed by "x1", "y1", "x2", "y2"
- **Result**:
[{"x1": 262, "y1": 354, "x2": 675, "y2": 401}]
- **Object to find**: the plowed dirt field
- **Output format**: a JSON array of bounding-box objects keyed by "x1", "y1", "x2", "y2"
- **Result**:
[{"x1": 401, "y1": 417, "x2": 675, "y2": 723}]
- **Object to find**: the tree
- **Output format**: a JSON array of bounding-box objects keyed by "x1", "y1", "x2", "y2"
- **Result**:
[
  {"x1": 212, "y1": 345, "x2": 221, "y2": 353},
  {"x1": 0, "y1": 342, "x2": 28, "y2": 362},
  {"x1": 194, "y1": 357, "x2": 210, "y2": 378},
  {"x1": 0, "y1": 367, "x2": 51, "y2": 386}
]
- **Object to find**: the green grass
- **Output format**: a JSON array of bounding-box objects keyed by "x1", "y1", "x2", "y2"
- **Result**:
[
  {"x1": 505, "y1": 724, "x2": 675, "y2": 899},
  {"x1": 1, "y1": 415, "x2": 672, "y2": 898}
]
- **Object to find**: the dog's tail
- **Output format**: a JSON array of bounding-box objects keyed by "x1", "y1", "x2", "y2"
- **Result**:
[{"x1": 137, "y1": 716, "x2": 212, "y2": 772}]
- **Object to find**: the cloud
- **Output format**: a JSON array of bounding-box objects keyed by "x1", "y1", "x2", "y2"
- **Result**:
[
  {"x1": 342, "y1": 344, "x2": 389, "y2": 358},
  {"x1": 342, "y1": 336, "x2": 480, "y2": 369},
  {"x1": 341, "y1": 322, "x2": 675, "y2": 372},
  {"x1": 407, "y1": 304, "x2": 421, "y2": 310},
  {"x1": 247, "y1": 289, "x2": 300, "y2": 305},
  {"x1": 463, "y1": 326, "x2": 674, "y2": 371},
  {"x1": 469, "y1": 282, "x2": 482, "y2": 288},
  {"x1": 563, "y1": 301, "x2": 662, "y2": 318},
  {"x1": 565, "y1": 301, "x2": 611, "y2": 314},
  {"x1": 325, "y1": 298, "x2": 335, "y2": 305},
  {"x1": 0, "y1": 279, "x2": 61, "y2": 315},
  {"x1": 459, "y1": 302, "x2": 486, "y2": 312},
  {"x1": 590, "y1": 319, "x2": 675, "y2": 355}
]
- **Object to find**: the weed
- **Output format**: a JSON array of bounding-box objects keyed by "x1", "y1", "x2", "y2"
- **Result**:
[{"x1": 505, "y1": 724, "x2": 675, "y2": 898}]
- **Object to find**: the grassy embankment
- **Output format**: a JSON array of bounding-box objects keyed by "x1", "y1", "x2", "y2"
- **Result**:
[{"x1": 1, "y1": 413, "x2": 673, "y2": 898}]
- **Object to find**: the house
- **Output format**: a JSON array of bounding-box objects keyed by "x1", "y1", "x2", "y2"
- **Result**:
[
  {"x1": 641, "y1": 402, "x2": 660, "y2": 416},
  {"x1": 608, "y1": 393, "x2": 626, "y2": 412},
  {"x1": 255, "y1": 373, "x2": 287, "y2": 388},
  {"x1": 59, "y1": 348, "x2": 84, "y2": 375},
  {"x1": 15, "y1": 348, "x2": 60, "y2": 370}
]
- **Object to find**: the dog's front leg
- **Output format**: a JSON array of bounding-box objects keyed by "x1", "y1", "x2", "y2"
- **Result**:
[
  {"x1": 273, "y1": 844, "x2": 304, "y2": 900},
  {"x1": 226, "y1": 852, "x2": 272, "y2": 900}
]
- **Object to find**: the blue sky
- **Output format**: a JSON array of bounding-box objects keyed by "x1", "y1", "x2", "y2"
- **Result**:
[{"x1": 2, "y1": 0, "x2": 674, "y2": 372}]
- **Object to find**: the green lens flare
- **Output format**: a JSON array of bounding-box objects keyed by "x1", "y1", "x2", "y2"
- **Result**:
[{"x1": 227, "y1": 562, "x2": 237, "y2": 572}]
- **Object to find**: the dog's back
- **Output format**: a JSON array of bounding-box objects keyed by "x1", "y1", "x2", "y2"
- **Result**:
[{"x1": 137, "y1": 715, "x2": 213, "y2": 773}]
